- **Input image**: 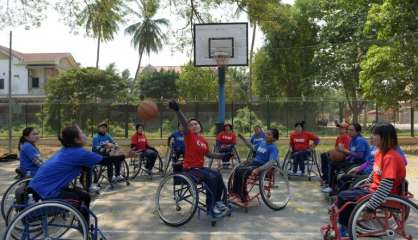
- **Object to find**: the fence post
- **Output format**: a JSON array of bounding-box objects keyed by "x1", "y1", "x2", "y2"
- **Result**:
[
  {"x1": 286, "y1": 100, "x2": 289, "y2": 137},
  {"x1": 41, "y1": 104, "x2": 44, "y2": 138},
  {"x1": 124, "y1": 103, "x2": 129, "y2": 139},
  {"x1": 375, "y1": 101, "x2": 379, "y2": 123},
  {"x1": 24, "y1": 104, "x2": 28, "y2": 127},
  {"x1": 58, "y1": 101, "x2": 62, "y2": 137},
  {"x1": 339, "y1": 101, "x2": 344, "y2": 122},
  {"x1": 231, "y1": 100, "x2": 234, "y2": 127},
  {"x1": 266, "y1": 96, "x2": 271, "y2": 129},
  {"x1": 411, "y1": 100, "x2": 415, "y2": 137}
]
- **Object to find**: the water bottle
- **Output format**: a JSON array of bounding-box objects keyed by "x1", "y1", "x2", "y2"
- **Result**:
[{"x1": 27, "y1": 194, "x2": 35, "y2": 205}]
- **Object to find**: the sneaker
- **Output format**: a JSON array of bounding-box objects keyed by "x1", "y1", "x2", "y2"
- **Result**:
[
  {"x1": 215, "y1": 201, "x2": 227, "y2": 211},
  {"x1": 321, "y1": 187, "x2": 333, "y2": 193},
  {"x1": 289, "y1": 171, "x2": 298, "y2": 176},
  {"x1": 213, "y1": 207, "x2": 222, "y2": 215},
  {"x1": 296, "y1": 170, "x2": 302, "y2": 176},
  {"x1": 111, "y1": 175, "x2": 116, "y2": 182},
  {"x1": 115, "y1": 175, "x2": 124, "y2": 181},
  {"x1": 88, "y1": 185, "x2": 100, "y2": 193}
]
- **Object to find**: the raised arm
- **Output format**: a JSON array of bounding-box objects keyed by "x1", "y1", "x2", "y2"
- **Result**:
[
  {"x1": 169, "y1": 100, "x2": 188, "y2": 134},
  {"x1": 238, "y1": 133, "x2": 254, "y2": 151}
]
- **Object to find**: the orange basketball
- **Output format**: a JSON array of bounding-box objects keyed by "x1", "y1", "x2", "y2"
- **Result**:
[
  {"x1": 329, "y1": 149, "x2": 346, "y2": 161},
  {"x1": 137, "y1": 99, "x2": 159, "y2": 121}
]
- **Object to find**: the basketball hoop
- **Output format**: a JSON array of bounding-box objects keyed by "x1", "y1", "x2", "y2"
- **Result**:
[{"x1": 213, "y1": 51, "x2": 230, "y2": 67}]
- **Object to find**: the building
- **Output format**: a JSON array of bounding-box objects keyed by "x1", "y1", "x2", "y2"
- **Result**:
[{"x1": 0, "y1": 45, "x2": 78, "y2": 102}]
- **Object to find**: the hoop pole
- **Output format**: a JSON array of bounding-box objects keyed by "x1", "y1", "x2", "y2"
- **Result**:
[
  {"x1": 216, "y1": 66, "x2": 226, "y2": 134},
  {"x1": 8, "y1": 31, "x2": 13, "y2": 153}
]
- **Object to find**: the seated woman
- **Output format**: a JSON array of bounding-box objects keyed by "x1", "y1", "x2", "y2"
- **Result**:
[
  {"x1": 18, "y1": 127, "x2": 44, "y2": 177},
  {"x1": 168, "y1": 100, "x2": 229, "y2": 217},
  {"x1": 28, "y1": 125, "x2": 124, "y2": 224},
  {"x1": 167, "y1": 125, "x2": 185, "y2": 163},
  {"x1": 130, "y1": 123, "x2": 158, "y2": 174},
  {"x1": 327, "y1": 123, "x2": 371, "y2": 191},
  {"x1": 92, "y1": 122, "x2": 124, "y2": 182},
  {"x1": 250, "y1": 125, "x2": 265, "y2": 148},
  {"x1": 336, "y1": 123, "x2": 406, "y2": 237},
  {"x1": 320, "y1": 122, "x2": 351, "y2": 192},
  {"x1": 229, "y1": 128, "x2": 279, "y2": 205},
  {"x1": 289, "y1": 121, "x2": 320, "y2": 176},
  {"x1": 216, "y1": 123, "x2": 237, "y2": 167}
]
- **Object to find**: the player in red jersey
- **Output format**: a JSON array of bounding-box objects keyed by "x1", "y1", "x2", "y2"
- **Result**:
[{"x1": 216, "y1": 123, "x2": 237, "y2": 167}]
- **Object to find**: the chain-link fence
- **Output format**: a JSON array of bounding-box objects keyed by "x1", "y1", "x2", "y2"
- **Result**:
[{"x1": 1, "y1": 99, "x2": 417, "y2": 139}]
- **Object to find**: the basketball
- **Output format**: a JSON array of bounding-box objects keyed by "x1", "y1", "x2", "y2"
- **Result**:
[
  {"x1": 329, "y1": 149, "x2": 346, "y2": 162},
  {"x1": 137, "y1": 99, "x2": 159, "y2": 121}
]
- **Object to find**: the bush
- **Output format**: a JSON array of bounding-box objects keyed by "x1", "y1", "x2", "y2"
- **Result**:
[{"x1": 233, "y1": 107, "x2": 263, "y2": 134}]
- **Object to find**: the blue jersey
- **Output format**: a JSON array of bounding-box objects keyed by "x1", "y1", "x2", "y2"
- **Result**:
[
  {"x1": 169, "y1": 131, "x2": 185, "y2": 152},
  {"x1": 92, "y1": 133, "x2": 114, "y2": 153},
  {"x1": 364, "y1": 145, "x2": 377, "y2": 174},
  {"x1": 347, "y1": 134, "x2": 370, "y2": 163},
  {"x1": 250, "y1": 132, "x2": 265, "y2": 148},
  {"x1": 19, "y1": 142, "x2": 41, "y2": 177},
  {"x1": 29, "y1": 147, "x2": 102, "y2": 199},
  {"x1": 253, "y1": 142, "x2": 279, "y2": 165}
]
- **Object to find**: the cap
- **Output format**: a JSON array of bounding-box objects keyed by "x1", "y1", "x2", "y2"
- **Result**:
[{"x1": 97, "y1": 121, "x2": 108, "y2": 128}]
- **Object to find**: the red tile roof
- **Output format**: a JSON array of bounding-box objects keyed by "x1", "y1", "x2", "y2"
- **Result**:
[{"x1": 0, "y1": 45, "x2": 76, "y2": 65}]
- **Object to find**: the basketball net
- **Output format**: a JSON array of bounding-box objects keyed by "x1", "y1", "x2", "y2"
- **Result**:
[{"x1": 213, "y1": 51, "x2": 230, "y2": 67}]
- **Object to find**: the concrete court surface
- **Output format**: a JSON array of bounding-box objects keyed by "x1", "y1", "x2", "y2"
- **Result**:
[{"x1": 0, "y1": 157, "x2": 417, "y2": 240}]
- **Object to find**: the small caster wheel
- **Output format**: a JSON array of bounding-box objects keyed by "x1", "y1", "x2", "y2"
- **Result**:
[
  {"x1": 126, "y1": 181, "x2": 130, "y2": 186},
  {"x1": 176, "y1": 206, "x2": 181, "y2": 211},
  {"x1": 211, "y1": 221, "x2": 216, "y2": 227}
]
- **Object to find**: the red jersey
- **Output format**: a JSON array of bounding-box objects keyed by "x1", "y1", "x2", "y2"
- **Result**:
[
  {"x1": 290, "y1": 131, "x2": 319, "y2": 152},
  {"x1": 335, "y1": 134, "x2": 351, "y2": 149},
  {"x1": 370, "y1": 149, "x2": 406, "y2": 195},
  {"x1": 216, "y1": 131, "x2": 237, "y2": 145},
  {"x1": 130, "y1": 132, "x2": 148, "y2": 151},
  {"x1": 183, "y1": 132, "x2": 209, "y2": 169}
]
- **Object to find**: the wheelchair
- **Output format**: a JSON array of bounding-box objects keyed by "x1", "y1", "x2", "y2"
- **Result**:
[
  {"x1": 3, "y1": 189, "x2": 107, "y2": 240},
  {"x1": 1, "y1": 177, "x2": 32, "y2": 223},
  {"x1": 129, "y1": 149, "x2": 164, "y2": 179},
  {"x1": 227, "y1": 159, "x2": 290, "y2": 212},
  {"x1": 321, "y1": 181, "x2": 418, "y2": 240},
  {"x1": 163, "y1": 143, "x2": 184, "y2": 177},
  {"x1": 208, "y1": 144, "x2": 241, "y2": 170},
  {"x1": 155, "y1": 171, "x2": 232, "y2": 227},
  {"x1": 94, "y1": 158, "x2": 130, "y2": 189},
  {"x1": 282, "y1": 147, "x2": 321, "y2": 181}
]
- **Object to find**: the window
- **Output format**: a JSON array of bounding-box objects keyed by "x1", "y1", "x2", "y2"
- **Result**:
[
  {"x1": 32, "y1": 77, "x2": 39, "y2": 88},
  {"x1": 14, "y1": 74, "x2": 19, "y2": 78},
  {"x1": 0, "y1": 79, "x2": 4, "y2": 89}
]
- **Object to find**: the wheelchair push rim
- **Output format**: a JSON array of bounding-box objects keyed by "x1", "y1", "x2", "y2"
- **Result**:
[
  {"x1": 259, "y1": 166, "x2": 290, "y2": 211},
  {"x1": 1, "y1": 177, "x2": 32, "y2": 221},
  {"x1": 155, "y1": 174, "x2": 198, "y2": 227},
  {"x1": 4, "y1": 201, "x2": 89, "y2": 240},
  {"x1": 348, "y1": 195, "x2": 418, "y2": 240}
]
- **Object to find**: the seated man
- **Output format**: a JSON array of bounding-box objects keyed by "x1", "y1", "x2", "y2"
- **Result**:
[
  {"x1": 27, "y1": 125, "x2": 124, "y2": 225},
  {"x1": 216, "y1": 123, "x2": 237, "y2": 167},
  {"x1": 250, "y1": 125, "x2": 265, "y2": 148},
  {"x1": 229, "y1": 129, "x2": 279, "y2": 205},
  {"x1": 336, "y1": 123, "x2": 406, "y2": 237},
  {"x1": 289, "y1": 121, "x2": 320, "y2": 176},
  {"x1": 130, "y1": 123, "x2": 158, "y2": 174},
  {"x1": 92, "y1": 122, "x2": 124, "y2": 183},
  {"x1": 167, "y1": 125, "x2": 185, "y2": 163}
]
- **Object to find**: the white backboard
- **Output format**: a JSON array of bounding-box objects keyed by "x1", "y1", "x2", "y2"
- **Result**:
[{"x1": 194, "y1": 23, "x2": 248, "y2": 67}]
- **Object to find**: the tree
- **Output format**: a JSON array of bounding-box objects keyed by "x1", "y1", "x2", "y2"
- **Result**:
[
  {"x1": 0, "y1": 0, "x2": 48, "y2": 29},
  {"x1": 176, "y1": 63, "x2": 217, "y2": 101},
  {"x1": 360, "y1": 0, "x2": 418, "y2": 108},
  {"x1": 77, "y1": 0, "x2": 123, "y2": 68},
  {"x1": 137, "y1": 66, "x2": 179, "y2": 99},
  {"x1": 125, "y1": 0, "x2": 169, "y2": 80},
  {"x1": 315, "y1": 0, "x2": 372, "y2": 123},
  {"x1": 45, "y1": 65, "x2": 129, "y2": 132}
]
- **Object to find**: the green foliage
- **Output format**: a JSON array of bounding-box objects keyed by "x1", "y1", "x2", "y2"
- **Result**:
[
  {"x1": 137, "y1": 67, "x2": 179, "y2": 99},
  {"x1": 0, "y1": 0, "x2": 48, "y2": 29},
  {"x1": 233, "y1": 107, "x2": 263, "y2": 133},
  {"x1": 45, "y1": 65, "x2": 129, "y2": 133},
  {"x1": 176, "y1": 63, "x2": 217, "y2": 101},
  {"x1": 360, "y1": 0, "x2": 418, "y2": 107}
]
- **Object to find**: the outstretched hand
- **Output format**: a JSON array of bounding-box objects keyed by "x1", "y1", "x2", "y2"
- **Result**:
[{"x1": 168, "y1": 100, "x2": 179, "y2": 111}]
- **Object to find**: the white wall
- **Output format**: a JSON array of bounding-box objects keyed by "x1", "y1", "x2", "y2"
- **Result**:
[{"x1": 0, "y1": 56, "x2": 29, "y2": 95}]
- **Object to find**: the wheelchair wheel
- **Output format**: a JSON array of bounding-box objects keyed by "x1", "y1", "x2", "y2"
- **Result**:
[
  {"x1": 3, "y1": 201, "x2": 89, "y2": 240},
  {"x1": 352, "y1": 175, "x2": 369, "y2": 188},
  {"x1": 163, "y1": 148, "x2": 173, "y2": 176},
  {"x1": 155, "y1": 174, "x2": 198, "y2": 227},
  {"x1": 259, "y1": 165, "x2": 290, "y2": 211},
  {"x1": 1, "y1": 177, "x2": 31, "y2": 221},
  {"x1": 348, "y1": 195, "x2": 418, "y2": 239},
  {"x1": 130, "y1": 154, "x2": 142, "y2": 179}
]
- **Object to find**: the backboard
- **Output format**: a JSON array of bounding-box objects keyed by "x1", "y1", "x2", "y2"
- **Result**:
[{"x1": 194, "y1": 23, "x2": 248, "y2": 67}]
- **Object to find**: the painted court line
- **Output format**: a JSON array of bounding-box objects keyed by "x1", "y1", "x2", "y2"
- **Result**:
[{"x1": 101, "y1": 230, "x2": 319, "y2": 236}]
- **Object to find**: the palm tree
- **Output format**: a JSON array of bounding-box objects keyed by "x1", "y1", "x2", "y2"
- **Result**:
[
  {"x1": 78, "y1": 0, "x2": 123, "y2": 68},
  {"x1": 124, "y1": 0, "x2": 169, "y2": 80}
]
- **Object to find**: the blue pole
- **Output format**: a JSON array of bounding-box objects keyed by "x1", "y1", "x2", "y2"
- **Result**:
[{"x1": 217, "y1": 66, "x2": 226, "y2": 133}]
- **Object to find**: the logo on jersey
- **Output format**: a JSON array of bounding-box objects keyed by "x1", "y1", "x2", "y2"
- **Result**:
[
  {"x1": 222, "y1": 136, "x2": 233, "y2": 140},
  {"x1": 196, "y1": 140, "x2": 207, "y2": 150},
  {"x1": 257, "y1": 147, "x2": 267, "y2": 154},
  {"x1": 294, "y1": 138, "x2": 305, "y2": 143},
  {"x1": 176, "y1": 137, "x2": 184, "y2": 142}
]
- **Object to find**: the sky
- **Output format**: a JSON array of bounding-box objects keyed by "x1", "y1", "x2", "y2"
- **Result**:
[{"x1": 0, "y1": 0, "x2": 294, "y2": 75}]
